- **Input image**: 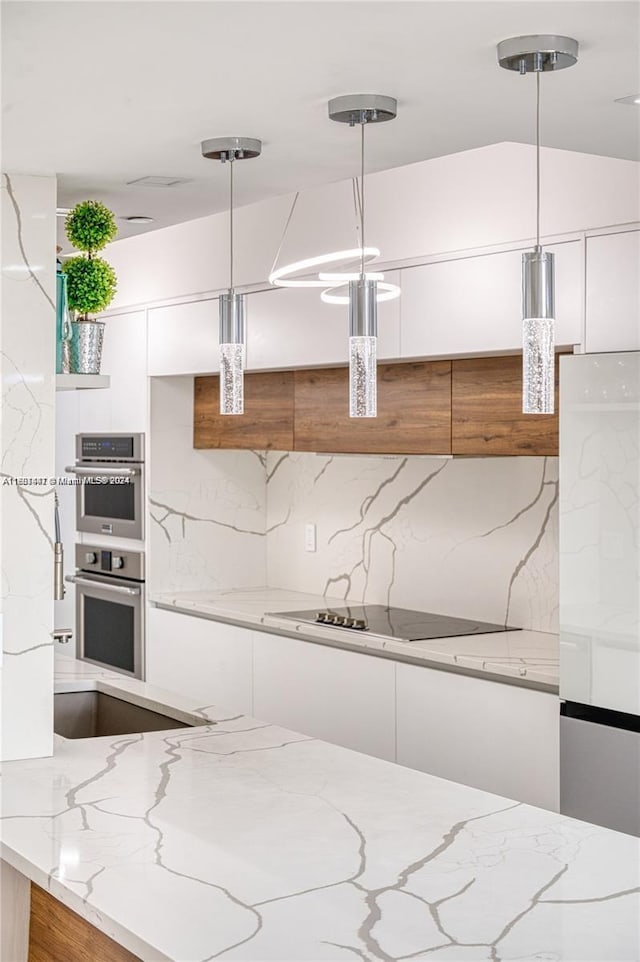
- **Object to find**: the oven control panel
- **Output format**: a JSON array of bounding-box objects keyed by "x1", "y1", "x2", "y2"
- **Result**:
[
  {"x1": 77, "y1": 433, "x2": 144, "y2": 463},
  {"x1": 76, "y1": 543, "x2": 145, "y2": 581}
]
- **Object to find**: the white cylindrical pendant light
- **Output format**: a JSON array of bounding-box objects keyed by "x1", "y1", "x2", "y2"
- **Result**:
[
  {"x1": 522, "y1": 248, "x2": 555, "y2": 414},
  {"x1": 201, "y1": 136, "x2": 262, "y2": 416},
  {"x1": 497, "y1": 35, "x2": 579, "y2": 415},
  {"x1": 219, "y1": 291, "x2": 246, "y2": 416},
  {"x1": 328, "y1": 94, "x2": 397, "y2": 418},
  {"x1": 349, "y1": 277, "x2": 378, "y2": 417}
]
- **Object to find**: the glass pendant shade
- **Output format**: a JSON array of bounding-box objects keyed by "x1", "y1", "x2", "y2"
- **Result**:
[
  {"x1": 219, "y1": 291, "x2": 245, "y2": 415},
  {"x1": 522, "y1": 249, "x2": 555, "y2": 414},
  {"x1": 349, "y1": 277, "x2": 377, "y2": 418}
]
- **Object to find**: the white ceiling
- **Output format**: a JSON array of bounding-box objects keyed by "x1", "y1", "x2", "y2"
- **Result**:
[{"x1": 2, "y1": 1, "x2": 639, "y2": 247}]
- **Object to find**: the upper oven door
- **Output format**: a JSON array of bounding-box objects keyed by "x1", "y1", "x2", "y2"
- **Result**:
[{"x1": 67, "y1": 463, "x2": 145, "y2": 540}]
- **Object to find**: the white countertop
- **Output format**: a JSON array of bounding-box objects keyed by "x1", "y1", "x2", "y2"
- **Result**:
[
  {"x1": 0, "y1": 655, "x2": 638, "y2": 962},
  {"x1": 151, "y1": 587, "x2": 560, "y2": 691}
]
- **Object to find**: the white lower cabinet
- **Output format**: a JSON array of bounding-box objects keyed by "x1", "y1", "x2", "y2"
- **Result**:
[
  {"x1": 146, "y1": 607, "x2": 252, "y2": 715},
  {"x1": 396, "y1": 662, "x2": 559, "y2": 811},
  {"x1": 252, "y1": 631, "x2": 396, "y2": 761}
]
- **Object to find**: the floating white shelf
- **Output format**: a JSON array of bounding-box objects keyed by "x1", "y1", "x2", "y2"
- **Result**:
[{"x1": 56, "y1": 374, "x2": 111, "y2": 391}]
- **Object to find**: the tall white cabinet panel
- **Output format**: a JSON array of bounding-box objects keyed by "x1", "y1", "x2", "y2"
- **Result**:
[
  {"x1": 247, "y1": 272, "x2": 401, "y2": 370},
  {"x1": 252, "y1": 632, "x2": 396, "y2": 761},
  {"x1": 396, "y1": 663, "x2": 559, "y2": 811},
  {"x1": 147, "y1": 607, "x2": 253, "y2": 715},
  {"x1": 148, "y1": 300, "x2": 219, "y2": 376},
  {"x1": 400, "y1": 241, "x2": 582, "y2": 358},
  {"x1": 585, "y1": 230, "x2": 640, "y2": 353},
  {"x1": 75, "y1": 310, "x2": 147, "y2": 433}
]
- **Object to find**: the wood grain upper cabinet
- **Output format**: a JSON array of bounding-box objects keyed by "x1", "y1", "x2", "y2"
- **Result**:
[
  {"x1": 400, "y1": 241, "x2": 583, "y2": 358},
  {"x1": 294, "y1": 361, "x2": 451, "y2": 454},
  {"x1": 194, "y1": 371, "x2": 294, "y2": 450},
  {"x1": 246, "y1": 272, "x2": 401, "y2": 370},
  {"x1": 452, "y1": 355, "x2": 559, "y2": 456},
  {"x1": 585, "y1": 229, "x2": 640, "y2": 353}
]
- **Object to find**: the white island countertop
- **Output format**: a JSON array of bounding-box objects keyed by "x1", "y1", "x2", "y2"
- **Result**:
[
  {"x1": 1, "y1": 656, "x2": 638, "y2": 962},
  {"x1": 151, "y1": 587, "x2": 560, "y2": 691}
]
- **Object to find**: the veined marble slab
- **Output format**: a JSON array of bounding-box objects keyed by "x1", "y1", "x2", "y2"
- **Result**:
[
  {"x1": 151, "y1": 587, "x2": 559, "y2": 691},
  {"x1": 0, "y1": 656, "x2": 637, "y2": 962}
]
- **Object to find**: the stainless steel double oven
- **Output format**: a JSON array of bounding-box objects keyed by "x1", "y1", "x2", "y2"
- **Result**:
[{"x1": 66, "y1": 433, "x2": 146, "y2": 678}]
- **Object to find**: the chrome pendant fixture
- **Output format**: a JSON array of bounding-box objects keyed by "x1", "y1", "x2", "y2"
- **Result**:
[
  {"x1": 328, "y1": 94, "x2": 397, "y2": 418},
  {"x1": 201, "y1": 136, "x2": 262, "y2": 415},
  {"x1": 497, "y1": 35, "x2": 578, "y2": 414}
]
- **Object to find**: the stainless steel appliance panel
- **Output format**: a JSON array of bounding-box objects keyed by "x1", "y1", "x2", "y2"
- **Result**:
[
  {"x1": 68, "y1": 432, "x2": 145, "y2": 541},
  {"x1": 560, "y1": 706, "x2": 640, "y2": 837},
  {"x1": 68, "y1": 543, "x2": 145, "y2": 679}
]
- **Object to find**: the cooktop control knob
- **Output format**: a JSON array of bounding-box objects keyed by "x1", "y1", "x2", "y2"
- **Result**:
[
  {"x1": 333, "y1": 615, "x2": 347, "y2": 626},
  {"x1": 84, "y1": 552, "x2": 97, "y2": 565},
  {"x1": 352, "y1": 619, "x2": 366, "y2": 630},
  {"x1": 316, "y1": 611, "x2": 329, "y2": 623},
  {"x1": 112, "y1": 556, "x2": 124, "y2": 570}
]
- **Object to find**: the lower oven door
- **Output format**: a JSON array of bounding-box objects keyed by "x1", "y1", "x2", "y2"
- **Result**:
[{"x1": 68, "y1": 572, "x2": 144, "y2": 679}]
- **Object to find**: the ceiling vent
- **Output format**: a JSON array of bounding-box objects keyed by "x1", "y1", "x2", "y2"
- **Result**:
[{"x1": 126, "y1": 175, "x2": 191, "y2": 188}]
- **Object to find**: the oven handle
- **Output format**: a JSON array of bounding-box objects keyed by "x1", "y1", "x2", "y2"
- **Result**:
[
  {"x1": 65, "y1": 575, "x2": 141, "y2": 596},
  {"x1": 65, "y1": 466, "x2": 140, "y2": 478}
]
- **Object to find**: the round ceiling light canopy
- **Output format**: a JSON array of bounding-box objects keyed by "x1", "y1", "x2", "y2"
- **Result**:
[
  {"x1": 497, "y1": 35, "x2": 579, "y2": 73},
  {"x1": 201, "y1": 137, "x2": 262, "y2": 161},
  {"x1": 328, "y1": 94, "x2": 397, "y2": 125}
]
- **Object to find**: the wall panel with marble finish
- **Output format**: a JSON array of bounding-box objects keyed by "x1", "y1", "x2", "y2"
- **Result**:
[{"x1": 1, "y1": 172, "x2": 56, "y2": 761}]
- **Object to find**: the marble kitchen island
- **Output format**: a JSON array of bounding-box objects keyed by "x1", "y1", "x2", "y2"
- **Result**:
[{"x1": 1, "y1": 656, "x2": 639, "y2": 962}]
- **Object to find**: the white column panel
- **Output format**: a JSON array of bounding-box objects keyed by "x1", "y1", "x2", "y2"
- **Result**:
[
  {"x1": 585, "y1": 229, "x2": 640, "y2": 353},
  {"x1": 1, "y1": 172, "x2": 56, "y2": 760}
]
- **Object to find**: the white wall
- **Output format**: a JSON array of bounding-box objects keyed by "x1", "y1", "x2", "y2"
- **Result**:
[{"x1": 1, "y1": 172, "x2": 56, "y2": 761}]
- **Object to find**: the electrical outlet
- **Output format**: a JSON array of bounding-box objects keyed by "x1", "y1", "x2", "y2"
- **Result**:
[{"x1": 304, "y1": 523, "x2": 317, "y2": 553}]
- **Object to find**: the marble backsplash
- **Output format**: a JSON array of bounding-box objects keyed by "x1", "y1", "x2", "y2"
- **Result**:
[
  {"x1": 148, "y1": 376, "x2": 267, "y2": 593},
  {"x1": 265, "y1": 452, "x2": 559, "y2": 632},
  {"x1": 150, "y1": 378, "x2": 558, "y2": 632}
]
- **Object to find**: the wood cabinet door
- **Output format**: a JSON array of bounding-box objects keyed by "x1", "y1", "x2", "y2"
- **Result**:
[
  {"x1": 194, "y1": 370, "x2": 294, "y2": 450},
  {"x1": 294, "y1": 360, "x2": 452, "y2": 454},
  {"x1": 452, "y1": 355, "x2": 559, "y2": 456}
]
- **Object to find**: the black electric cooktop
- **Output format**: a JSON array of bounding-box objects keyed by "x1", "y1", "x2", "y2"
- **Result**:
[{"x1": 269, "y1": 605, "x2": 518, "y2": 641}]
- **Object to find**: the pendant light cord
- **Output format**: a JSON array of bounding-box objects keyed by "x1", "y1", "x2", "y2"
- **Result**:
[
  {"x1": 360, "y1": 118, "x2": 365, "y2": 277},
  {"x1": 536, "y1": 66, "x2": 541, "y2": 251},
  {"x1": 229, "y1": 155, "x2": 234, "y2": 291}
]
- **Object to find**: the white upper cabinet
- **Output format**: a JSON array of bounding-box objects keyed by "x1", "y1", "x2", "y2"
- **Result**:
[
  {"x1": 585, "y1": 229, "x2": 640, "y2": 353},
  {"x1": 246, "y1": 271, "x2": 401, "y2": 370},
  {"x1": 148, "y1": 299, "x2": 219, "y2": 376},
  {"x1": 399, "y1": 241, "x2": 583, "y2": 359},
  {"x1": 75, "y1": 309, "x2": 147, "y2": 433}
]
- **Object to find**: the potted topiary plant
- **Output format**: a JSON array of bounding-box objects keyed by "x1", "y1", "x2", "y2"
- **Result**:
[{"x1": 62, "y1": 200, "x2": 118, "y2": 374}]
